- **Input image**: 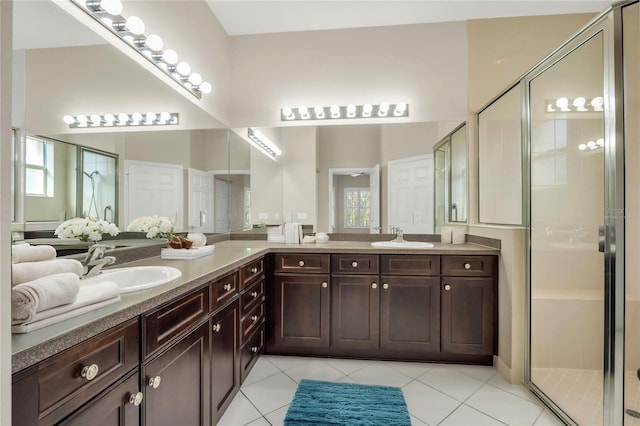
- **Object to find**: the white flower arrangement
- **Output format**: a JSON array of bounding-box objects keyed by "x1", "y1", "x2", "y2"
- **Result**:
[
  {"x1": 126, "y1": 215, "x2": 175, "y2": 239},
  {"x1": 54, "y1": 217, "x2": 120, "y2": 242}
]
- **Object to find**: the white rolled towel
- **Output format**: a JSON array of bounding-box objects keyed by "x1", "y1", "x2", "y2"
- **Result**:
[
  {"x1": 12, "y1": 244, "x2": 57, "y2": 264},
  {"x1": 186, "y1": 233, "x2": 207, "y2": 248},
  {"x1": 11, "y1": 272, "x2": 80, "y2": 325},
  {"x1": 12, "y1": 259, "x2": 84, "y2": 286}
]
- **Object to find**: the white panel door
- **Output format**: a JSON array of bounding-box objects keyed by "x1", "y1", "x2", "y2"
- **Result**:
[
  {"x1": 188, "y1": 168, "x2": 213, "y2": 233},
  {"x1": 125, "y1": 160, "x2": 183, "y2": 230},
  {"x1": 388, "y1": 155, "x2": 434, "y2": 234},
  {"x1": 369, "y1": 164, "x2": 380, "y2": 234},
  {"x1": 214, "y1": 177, "x2": 230, "y2": 233}
]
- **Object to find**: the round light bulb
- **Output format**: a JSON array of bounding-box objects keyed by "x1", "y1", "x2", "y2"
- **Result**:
[
  {"x1": 572, "y1": 97, "x2": 586, "y2": 108},
  {"x1": 346, "y1": 104, "x2": 356, "y2": 114},
  {"x1": 379, "y1": 103, "x2": 390, "y2": 112},
  {"x1": 314, "y1": 105, "x2": 325, "y2": 117},
  {"x1": 103, "y1": 113, "x2": 115, "y2": 122},
  {"x1": 188, "y1": 73, "x2": 203, "y2": 86},
  {"x1": 587, "y1": 140, "x2": 596, "y2": 148},
  {"x1": 90, "y1": 114, "x2": 102, "y2": 125},
  {"x1": 556, "y1": 97, "x2": 569, "y2": 109},
  {"x1": 298, "y1": 106, "x2": 309, "y2": 116},
  {"x1": 597, "y1": 138, "x2": 604, "y2": 146},
  {"x1": 591, "y1": 96, "x2": 604, "y2": 110},
  {"x1": 117, "y1": 113, "x2": 128, "y2": 124},
  {"x1": 100, "y1": 0, "x2": 123, "y2": 16},
  {"x1": 145, "y1": 112, "x2": 157, "y2": 122},
  {"x1": 395, "y1": 102, "x2": 407, "y2": 112},
  {"x1": 160, "y1": 112, "x2": 171, "y2": 122},
  {"x1": 145, "y1": 34, "x2": 163, "y2": 51},
  {"x1": 282, "y1": 106, "x2": 293, "y2": 117},
  {"x1": 199, "y1": 82, "x2": 212, "y2": 94},
  {"x1": 131, "y1": 112, "x2": 143, "y2": 122},
  {"x1": 63, "y1": 115, "x2": 75, "y2": 124},
  {"x1": 125, "y1": 16, "x2": 145, "y2": 35},
  {"x1": 76, "y1": 114, "x2": 88, "y2": 124},
  {"x1": 162, "y1": 49, "x2": 178, "y2": 65},
  {"x1": 330, "y1": 105, "x2": 340, "y2": 115},
  {"x1": 362, "y1": 104, "x2": 373, "y2": 114},
  {"x1": 578, "y1": 144, "x2": 587, "y2": 151},
  {"x1": 176, "y1": 62, "x2": 191, "y2": 76}
]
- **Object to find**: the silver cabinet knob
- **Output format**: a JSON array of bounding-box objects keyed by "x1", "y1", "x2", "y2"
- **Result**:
[
  {"x1": 371, "y1": 283, "x2": 378, "y2": 289},
  {"x1": 251, "y1": 315, "x2": 259, "y2": 322},
  {"x1": 383, "y1": 283, "x2": 389, "y2": 290},
  {"x1": 251, "y1": 291, "x2": 258, "y2": 298},
  {"x1": 464, "y1": 263, "x2": 471, "y2": 270},
  {"x1": 81, "y1": 364, "x2": 99, "y2": 381},
  {"x1": 213, "y1": 323, "x2": 221, "y2": 332},
  {"x1": 251, "y1": 346, "x2": 259, "y2": 353},
  {"x1": 444, "y1": 284, "x2": 451, "y2": 291},
  {"x1": 322, "y1": 282, "x2": 328, "y2": 288},
  {"x1": 351, "y1": 261, "x2": 358, "y2": 268},
  {"x1": 148, "y1": 376, "x2": 162, "y2": 389},
  {"x1": 129, "y1": 392, "x2": 144, "y2": 406},
  {"x1": 223, "y1": 283, "x2": 232, "y2": 291},
  {"x1": 298, "y1": 260, "x2": 305, "y2": 267},
  {"x1": 251, "y1": 267, "x2": 258, "y2": 274}
]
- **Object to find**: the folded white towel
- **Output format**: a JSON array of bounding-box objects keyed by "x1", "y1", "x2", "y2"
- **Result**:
[
  {"x1": 186, "y1": 233, "x2": 207, "y2": 247},
  {"x1": 12, "y1": 259, "x2": 84, "y2": 286},
  {"x1": 11, "y1": 273, "x2": 80, "y2": 324},
  {"x1": 11, "y1": 296, "x2": 120, "y2": 334},
  {"x1": 11, "y1": 244, "x2": 57, "y2": 264},
  {"x1": 11, "y1": 279, "x2": 120, "y2": 331}
]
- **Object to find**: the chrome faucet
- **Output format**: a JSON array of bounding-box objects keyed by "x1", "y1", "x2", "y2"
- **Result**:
[
  {"x1": 392, "y1": 227, "x2": 405, "y2": 243},
  {"x1": 82, "y1": 244, "x2": 116, "y2": 278}
]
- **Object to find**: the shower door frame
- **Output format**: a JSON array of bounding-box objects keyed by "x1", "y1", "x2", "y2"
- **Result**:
[{"x1": 523, "y1": 5, "x2": 627, "y2": 425}]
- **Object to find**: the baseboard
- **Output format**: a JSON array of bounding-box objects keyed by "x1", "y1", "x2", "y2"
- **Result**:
[{"x1": 493, "y1": 355, "x2": 520, "y2": 385}]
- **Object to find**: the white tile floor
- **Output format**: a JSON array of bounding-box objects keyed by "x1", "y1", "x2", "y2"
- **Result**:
[{"x1": 219, "y1": 356, "x2": 565, "y2": 426}]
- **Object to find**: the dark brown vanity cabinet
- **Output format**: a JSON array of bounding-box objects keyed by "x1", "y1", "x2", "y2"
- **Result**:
[
  {"x1": 271, "y1": 254, "x2": 331, "y2": 349},
  {"x1": 441, "y1": 256, "x2": 497, "y2": 356}
]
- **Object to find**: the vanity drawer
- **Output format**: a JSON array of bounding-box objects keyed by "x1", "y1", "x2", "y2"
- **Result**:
[
  {"x1": 332, "y1": 254, "x2": 379, "y2": 275},
  {"x1": 241, "y1": 279, "x2": 264, "y2": 315},
  {"x1": 241, "y1": 302, "x2": 264, "y2": 342},
  {"x1": 380, "y1": 255, "x2": 440, "y2": 276},
  {"x1": 241, "y1": 326, "x2": 264, "y2": 383},
  {"x1": 240, "y1": 257, "x2": 265, "y2": 290},
  {"x1": 211, "y1": 271, "x2": 239, "y2": 311},
  {"x1": 274, "y1": 254, "x2": 330, "y2": 274},
  {"x1": 144, "y1": 286, "x2": 209, "y2": 358},
  {"x1": 12, "y1": 319, "x2": 139, "y2": 426},
  {"x1": 441, "y1": 255, "x2": 497, "y2": 277}
]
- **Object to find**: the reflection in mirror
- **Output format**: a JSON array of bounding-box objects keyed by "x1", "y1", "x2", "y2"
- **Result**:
[
  {"x1": 79, "y1": 147, "x2": 118, "y2": 223},
  {"x1": 433, "y1": 122, "x2": 467, "y2": 230},
  {"x1": 434, "y1": 142, "x2": 449, "y2": 233},
  {"x1": 478, "y1": 84, "x2": 523, "y2": 225}
]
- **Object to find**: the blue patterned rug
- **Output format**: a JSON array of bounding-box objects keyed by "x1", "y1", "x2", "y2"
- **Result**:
[{"x1": 284, "y1": 379, "x2": 411, "y2": 425}]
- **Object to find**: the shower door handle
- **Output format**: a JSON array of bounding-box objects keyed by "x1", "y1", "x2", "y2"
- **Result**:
[{"x1": 598, "y1": 225, "x2": 605, "y2": 253}]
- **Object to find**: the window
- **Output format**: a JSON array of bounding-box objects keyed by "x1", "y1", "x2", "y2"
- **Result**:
[
  {"x1": 25, "y1": 136, "x2": 54, "y2": 197},
  {"x1": 344, "y1": 187, "x2": 371, "y2": 228}
]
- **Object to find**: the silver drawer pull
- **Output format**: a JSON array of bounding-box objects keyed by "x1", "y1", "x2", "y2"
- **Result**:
[
  {"x1": 298, "y1": 260, "x2": 305, "y2": 267},
  {"x1": 371, "y1": 283, "x2": 378, "y2": 289},
  {"x1": 251, "y1": 267, "x2": 258, "y2": 274},
  {"x1": 444, "y1": 284, "x2": 451, "y2": 291},
  {"x1": 251, "y1": 346, "x2": 258, "y2": 353},
  {"x1": 351, "y1": 261, "x2": 358, "y2": 268},
  {"x1": 223, "y1": 283, "x2": 232, "y2": 291},
  {"x1": 148, "y1": 376, "x2": 162, "y2": 389},
  {"x1": 81, "y1": 364, "x2": 99, "y2": 381},
  {"x1": 464, "y1": 263, "x2": 471, "y2": 270},
  {"x1": 322, "y1": 282, "x2": 328, "y2": 288},
  {"x1": 129, "y1": 392, "x2": 144, "y2": 406},
  {"x1": 251, "y1": 291, "x2": 258, "y2": 298},
  {"x1": 383, "y1": 283, "x2": 389, "y2": 290},
  {"x1": 251, "y1": 315, "x2": 259, "y2": 322},
  {"x1": 213, "y1": 323, "x2": 221, "y2": 332}
]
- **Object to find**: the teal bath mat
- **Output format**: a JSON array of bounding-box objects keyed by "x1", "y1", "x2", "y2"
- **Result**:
[{"x1": 284, "y1": 379, "x2": 411, "y2": 425}]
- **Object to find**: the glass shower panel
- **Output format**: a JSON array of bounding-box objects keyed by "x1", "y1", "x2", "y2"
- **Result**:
[
  {"x1": 624, "y1": 3, "x2": 640, "y2": 424},
  {"x1": 433, "y1": 141, "x2": 449, "y2": 233},
  {"x1": 529, "y1": 32, "x2": 605, "y2": 425},
  {"x1": 450, "y1": 125, "x2": 467, "y2": 223},
  {"x1": 79, "y1": 148, "x2": 117, "y2": 224}
]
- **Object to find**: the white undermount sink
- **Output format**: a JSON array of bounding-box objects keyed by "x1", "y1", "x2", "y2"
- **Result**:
[
  {"x1": 371, "y1": 240, "x2": 435, "y2": 249},
  {"x1": 83, "y1": 266, "x2": 182, "y2": 294}
]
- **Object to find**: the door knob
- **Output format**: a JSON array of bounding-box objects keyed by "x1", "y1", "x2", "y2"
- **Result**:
[
  {"x1": 81, "y1": 364, "x2": 99, "y2": 381},
  {"x1": 148, "y1": 376, "x2": 162, "y2": 389},
  {"x1": 129, "y1": 392, "x2": 144, "y2": 406}
]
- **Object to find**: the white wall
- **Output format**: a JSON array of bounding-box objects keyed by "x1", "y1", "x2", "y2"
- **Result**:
[{"x1": 281, "y1": 127, "x2": 317, "y2": 227}]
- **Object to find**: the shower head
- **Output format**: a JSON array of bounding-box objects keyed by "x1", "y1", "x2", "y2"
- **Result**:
[{"x1": 83, "y1": 170, "x2": 99, "y2": 178}]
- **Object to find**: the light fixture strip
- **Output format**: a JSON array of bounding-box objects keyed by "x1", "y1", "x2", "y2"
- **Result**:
[
  {"x1": 247, "y1": 128, "x2": 282, "y2": 157},
  {"x1": 545, "y1": 96, "x2": 604, "y2": 113},
  {"x1": 64, "y1": 112, "x2": 180, "y2": 128},
  {"x1": 280, "y1": 103, "x2": 409, "y2": 121},
  {"x1": 72, "y1": 0, "x2": 212, "y2": 99}
]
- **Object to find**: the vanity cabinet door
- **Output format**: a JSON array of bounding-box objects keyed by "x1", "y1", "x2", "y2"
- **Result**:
[
  {"x1": 211, "y1": 300, "x2": 240, "y2": 424},
  {"x1": 380, "y1": 276, "x2": 441, "y2": 354},
  {"x1": 142, "y1": 321, "x2": 210, "y2": 426},
  {"x1": 272, "y1": 274, "x2": 331, "y2": 348},
  {"x1": 441, "y1": 277, "x2": 496, "y2": 356},
  {"x1": 331, "y1": 276, "x2": 379, "y2": 350},
  {"x1": 62, "y1": 370, "x2": 141, "y2": 426}
]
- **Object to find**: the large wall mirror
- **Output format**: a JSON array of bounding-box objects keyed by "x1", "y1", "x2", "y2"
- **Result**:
[{"x1": 11, "y1": 1, "x2": 233, "y2": 239}]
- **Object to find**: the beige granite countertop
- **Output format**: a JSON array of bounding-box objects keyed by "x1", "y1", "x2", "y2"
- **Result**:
[{"x1": 11, "y1": 240, "x2": 499, "y2": 373}]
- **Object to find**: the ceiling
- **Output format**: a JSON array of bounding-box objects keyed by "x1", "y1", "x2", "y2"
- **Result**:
[{"x1": 205, "y1": 0, "x2": 612, "y2": 36}]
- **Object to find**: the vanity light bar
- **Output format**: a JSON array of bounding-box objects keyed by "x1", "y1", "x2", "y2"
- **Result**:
[
  {"x1": 578, "y1": 138, "x2": 605, "y2": 151},
  {"x1": 63, "y1": 112, "x2": 180, "y2": 128},
  {"x1": 248, "y1": 128, "x2": 282, "y2": 157},
  {"x1": 280, "y1": 103, "x2": 409, "y2": 121},
  {"x1": 546, "y1": 96, "x2": 604, "y2": 113},
  {"x1": 73, "y1": 0, "x2": 212, "y2": 99}
]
